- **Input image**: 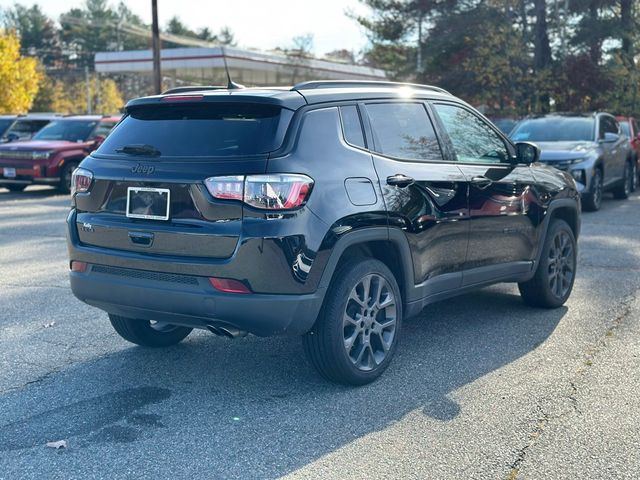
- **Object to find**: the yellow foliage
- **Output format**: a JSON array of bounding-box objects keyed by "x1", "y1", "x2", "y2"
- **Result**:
[
  {"x1": 0, "y1": 31, "x2": 42, "y2": 114},
  {"x1": 32, "y1": 75, "x2": 124, "y2": 114}
]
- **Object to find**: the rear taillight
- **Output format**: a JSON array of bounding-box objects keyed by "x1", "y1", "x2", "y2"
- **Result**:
[
  {"x1": 204, "y1": 175, "x2": 244, "y2": 201},
  {"x1": 71, "y1": 168, "x2": 93, "y2": 196},
  {"x1": 204, "y1": 174, "x2": 314, "y2": 210}
]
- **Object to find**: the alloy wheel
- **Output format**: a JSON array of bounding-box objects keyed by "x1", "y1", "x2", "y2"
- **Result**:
[
  {"x1": 342, "y1": 273, "x2": 398, "y2": 371},
  {"x1": 548, "y1": 230, "x2": 575, "y2": 299},
  {"x1": 592, "y1": 170, "x2": 603, "y2": 209}
]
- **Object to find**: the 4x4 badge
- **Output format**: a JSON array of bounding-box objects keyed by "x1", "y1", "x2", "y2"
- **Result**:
[{"x1": 131, "y1": 164, "x2": 155, "y2": 175}]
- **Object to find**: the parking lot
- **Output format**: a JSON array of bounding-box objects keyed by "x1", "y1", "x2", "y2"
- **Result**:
[{"x1": 0, "y1": 186, "x2": 639, "y2": 479}]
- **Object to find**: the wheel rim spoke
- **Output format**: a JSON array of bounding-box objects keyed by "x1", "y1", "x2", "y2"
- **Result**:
[
  {"x1": 548, "y1": 230, "x2": 575, "y2": 299},
  {"x1": 343, "y1": 272, "x2": 397, "y2": 372}
]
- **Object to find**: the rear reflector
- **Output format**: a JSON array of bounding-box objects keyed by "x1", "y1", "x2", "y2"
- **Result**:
[
  {"x1": 71, "y1": 261, "x2": 88, "y2": 272},
  {"x1": 209, "y1": 277, "x2": 251, "y2": 294}
]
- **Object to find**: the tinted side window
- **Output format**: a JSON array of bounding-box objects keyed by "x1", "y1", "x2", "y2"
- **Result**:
[
  {"x1": 434, "y1": 104, "x2": 509, "y2": 164},
  {"x1": 339, "y1": 106, "x2": 365, "y2": 148},
  {"x1": 366, "y1": 103, "x2": 442, "y2": 161},
  {"x1": 600, "y1": 116, "x2": 618, "y2": 137}
]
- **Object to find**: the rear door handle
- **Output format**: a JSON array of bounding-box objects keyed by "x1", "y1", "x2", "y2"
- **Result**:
[
  {"x1": 470, "y1": 176, "x2": 493, "y2": 189},
  {"x1": 387, "y1": 174, "x2": 415, "y2": 188}
]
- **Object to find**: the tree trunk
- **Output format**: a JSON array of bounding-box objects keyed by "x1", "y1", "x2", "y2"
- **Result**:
[
  {"x1": 533, "y1": 0, "x2": 552, "y2": 71},
  {"x1": 620, "y1": 0, "x2": 632, "y2": 61},
  {"x1": 588, "y1": 0, "x2": 601, "y2": 64}
]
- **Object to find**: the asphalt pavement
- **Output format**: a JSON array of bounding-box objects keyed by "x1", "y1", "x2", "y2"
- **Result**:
[{"x1": 0, "y1": 186, "x2": 639, "y2": 480}]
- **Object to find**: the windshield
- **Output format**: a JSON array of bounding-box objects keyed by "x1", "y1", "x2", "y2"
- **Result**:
[
  {"x1": 0, "y1": 119, "x2": 14, "y2": 136},
  {"x1": 511, "y1": 117, "x2": 595, "y2": 142},
  {"x1": 33, "y1": 120, "x2": 98, "y2": 142},
  {"x1": 97, "y1": 103, "x2": 293, "y2": 157},
  {"x1": 620, "y1": 121, "x2": 630, "y2": 137}
]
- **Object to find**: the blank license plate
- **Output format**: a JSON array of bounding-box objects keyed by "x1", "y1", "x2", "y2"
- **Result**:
[
  {"x1": 3, "y1": 168, "x2": 16, "y2": 178},
  {"x1": 126, "y1": 187, "x2": 170, "y2": 221}
]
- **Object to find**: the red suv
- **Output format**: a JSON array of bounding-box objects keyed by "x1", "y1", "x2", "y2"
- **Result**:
[
  {"x1": 616, "y1": 116, "x2": 639, "y2": 191},
  {"x1": 0, "y1": 115, "x2": 120, "y2": 193}
]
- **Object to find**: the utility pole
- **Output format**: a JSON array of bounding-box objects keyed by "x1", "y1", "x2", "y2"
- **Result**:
[
  {"x1": 85, "y1": 66, "x2": 92, "y2": 114},
  {"x1": 151, "y1": 0, "x2": 162, "y2": 94}
]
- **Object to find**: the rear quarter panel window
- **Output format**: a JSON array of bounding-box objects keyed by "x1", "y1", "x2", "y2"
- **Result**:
[{"x1": 339, "y1": 105, "x2": 365, "y2": 148}]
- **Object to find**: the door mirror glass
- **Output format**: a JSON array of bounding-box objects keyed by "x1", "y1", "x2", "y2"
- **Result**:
[
  {"x1": 515, "y1": 141, "x2": 539, "y2": 165},
  {"x1": 601, "y1": 132, "x2": 619, "y2": 143}
]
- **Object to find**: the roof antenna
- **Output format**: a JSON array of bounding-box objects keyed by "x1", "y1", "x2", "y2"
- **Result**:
[{"x1": 221, "y1": 46, "x2": 244, "y2": 90}]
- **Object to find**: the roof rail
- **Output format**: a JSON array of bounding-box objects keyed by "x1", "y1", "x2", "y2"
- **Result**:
[
  {"x1": 161, "y1": 86, "x2": 229, "y2": 95},
  {"x1": 291, "y1": 80, "x2": 451, "y2": 95}
]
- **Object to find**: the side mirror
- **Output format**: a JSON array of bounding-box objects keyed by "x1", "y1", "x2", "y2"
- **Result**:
[
  {"x1": 601, "y1": 132, "x2": 619, "y2": 143},
  {"x1": 5, "y1": 132, "x2": 19, "y2": 143},
  {"x1": 514, "y1": 141, "x2": 540, "y2": 165}
]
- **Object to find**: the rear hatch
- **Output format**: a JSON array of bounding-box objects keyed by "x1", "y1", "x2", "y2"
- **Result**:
[{"x1": 74, "y1": 99, "x2": 294, "y2": 259}]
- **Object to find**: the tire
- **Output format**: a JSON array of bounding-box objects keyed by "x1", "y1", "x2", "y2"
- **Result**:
[
  {"x1": 57, "y1": 161, "x2": 78, "y2": 194},
  {"x1": 108, "y1": 314, "x2": 193, "y2": 347},
  {"x1": 631, "y1": 158, "x2": 638, "y2": 192},
  {"x1": 518, "y1": 219, "x2": 577, "y2": 308},
  {"x1": 582, "y1": 168, "x2": 603, "y2": 211},
  {"x1": 302, "y1": 258, "x2": 402, "y2": 386},
  {"x1": 5, "y1": 184, "x2": 27, "y2": 192},
  {"x1": 612, "y1": 160, "x2": 633, "y2": 200}
]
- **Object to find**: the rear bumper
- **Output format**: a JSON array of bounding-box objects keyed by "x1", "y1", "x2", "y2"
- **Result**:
[{"x1": 69, "y1": 266, "x2": 324, "y2": 336}]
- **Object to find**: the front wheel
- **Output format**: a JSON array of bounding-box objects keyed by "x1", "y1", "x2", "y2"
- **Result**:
[
  {"x1": 582, "y1": 168, "x2": 603, "y2": 211},
  {"x1": 303, "y1": 258, "x2": 402, "y2": 385},
  {"x1": 109, "y1": 314, "x2": 193, "y2": 347},
  {"x1": 519, "y1": 219, "x2": 577, "y2": 308},
  {"x1": 5, "y1": 184, "x2": 27, "y2": 192},
  {"x1": 57, "y1": 162, "x2": 78, "y2": 194}
]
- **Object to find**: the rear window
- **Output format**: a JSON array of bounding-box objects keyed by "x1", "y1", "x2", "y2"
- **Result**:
[
  {"x1": 620, "y1": 121, "x2": 630, "y2": 137},
  {"x1": 98, "y1": 103, "x2": 293, "y2": 157}
]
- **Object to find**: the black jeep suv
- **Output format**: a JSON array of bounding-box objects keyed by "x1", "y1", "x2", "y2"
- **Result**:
[{"x1": 67, "y1": 81, "x2": 581, "y2": 385}]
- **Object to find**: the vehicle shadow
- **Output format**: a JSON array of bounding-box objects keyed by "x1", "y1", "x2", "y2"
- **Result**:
[
  {"x1": 0, "y1": 286, "x2": 566, "y2": 478},
  {"x1": 0, "y1": 186, "x2": 64, "y2": 201}
]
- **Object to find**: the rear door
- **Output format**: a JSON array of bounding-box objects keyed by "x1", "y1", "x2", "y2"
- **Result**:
[
  {"x1": 362, "y1": 101, "x2": 469, "y2": 293},
  {"x1": 431, "y1": 102, "x2": 538, "y2": 282},
  {"x1": 598, "y1": 115, "x2": 626, "y2": 183}
]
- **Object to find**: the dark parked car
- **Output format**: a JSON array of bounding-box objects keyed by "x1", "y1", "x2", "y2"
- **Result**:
[
  {"x1": 67, "y1": 81, "x2": 580, "y2": 385},
  {"x1": 0, "y1": 113, "x2": 60, "y2": 143},
  {"x1": 0, "y1": 115, "x2": 120, "y2": 193},
  {"x1": 511, "y1": 113, "x2": 634, "y2": 211},
  {"x1": 616, "y1": 115, "x2": 639, "y2": 191}
]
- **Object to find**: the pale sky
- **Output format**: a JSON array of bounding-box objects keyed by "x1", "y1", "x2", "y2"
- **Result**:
[{"x1": 0, "y1": 0, "x2": 373, "y2": 56}]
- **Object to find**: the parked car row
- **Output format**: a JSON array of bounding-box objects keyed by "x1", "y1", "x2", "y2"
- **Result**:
[
  {"x1": 0, "y1": 113, "x2": 62, "y2": 143},
  {"x1": 0, "y1": 115, "x2": 120, "y2": 193},
  {"x1": 510, "y1": 112, "x2": 637, "y2": 211}
]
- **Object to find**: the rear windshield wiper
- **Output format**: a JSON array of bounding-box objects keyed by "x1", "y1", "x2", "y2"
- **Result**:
[{"x1": 115, "y1": 144, "x2": 161, "y2": 157}]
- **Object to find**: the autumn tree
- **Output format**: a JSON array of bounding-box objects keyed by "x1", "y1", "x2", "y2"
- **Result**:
[{"x1": 0, "y1": 31, "x2": 41, "y2": 114}]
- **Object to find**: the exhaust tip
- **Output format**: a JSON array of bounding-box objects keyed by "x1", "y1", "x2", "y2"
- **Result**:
[{"x1": 207, "y1": 325, "x2": 248, "y2": 339}]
